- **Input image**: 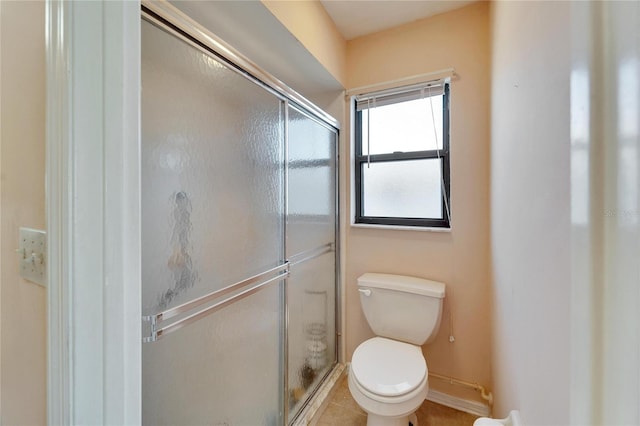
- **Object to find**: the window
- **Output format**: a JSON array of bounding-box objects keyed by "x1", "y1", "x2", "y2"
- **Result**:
[{"x1": 354, "y1": 82, "x2": 450, "y2": 228}]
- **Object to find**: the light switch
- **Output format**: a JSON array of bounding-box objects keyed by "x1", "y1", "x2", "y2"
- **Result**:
[{"x1": 17, "y1": 227, "x2": 46, "y2": 287}]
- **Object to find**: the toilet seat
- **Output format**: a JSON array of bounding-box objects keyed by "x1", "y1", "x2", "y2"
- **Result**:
[{"x1": 351, "y1": 337, "x2": 427, "y2": 398}]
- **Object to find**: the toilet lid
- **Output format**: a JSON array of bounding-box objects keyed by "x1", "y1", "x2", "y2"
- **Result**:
[{"x1": 351, "y1": 337, "x2": 427, "y2": 397}]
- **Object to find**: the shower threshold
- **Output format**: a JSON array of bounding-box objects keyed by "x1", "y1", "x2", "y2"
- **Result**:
[{"x1": 290, "y1": 363, "x2": 346, "y2": 426}]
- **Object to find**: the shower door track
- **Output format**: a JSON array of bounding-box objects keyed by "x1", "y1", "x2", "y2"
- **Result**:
[{"x1": 141, "y1": 2, "x2": 339, "y2": 130}]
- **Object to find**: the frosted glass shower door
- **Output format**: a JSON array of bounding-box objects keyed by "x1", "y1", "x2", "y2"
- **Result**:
[
  {"x1": 141, "y1": 18, "x2": 284, "y2": 426},
  {"x1": 287, "y1": 106, "x2": 338, "y2": 419}
]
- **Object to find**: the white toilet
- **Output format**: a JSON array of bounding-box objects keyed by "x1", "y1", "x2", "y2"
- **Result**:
[{"x1": 349, "y1": 273, "x2": 445, "y2": 426}]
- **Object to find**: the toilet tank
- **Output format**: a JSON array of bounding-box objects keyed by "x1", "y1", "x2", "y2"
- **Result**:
[{"x1": 358, "y1": 273, "x2": 445, "y2": 346}]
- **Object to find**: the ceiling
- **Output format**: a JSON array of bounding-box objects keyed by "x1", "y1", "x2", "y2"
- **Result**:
[{"x1": 320, "y1": 0, "x2": 477, "y2": 40}]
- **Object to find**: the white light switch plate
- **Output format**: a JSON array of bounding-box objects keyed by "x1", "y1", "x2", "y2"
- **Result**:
[{"x1": 18, "y1": 227, "x2": 47, "y2": 287}]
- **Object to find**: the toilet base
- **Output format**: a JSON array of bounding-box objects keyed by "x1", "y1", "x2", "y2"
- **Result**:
[{"x1": 366, "y1": 412, "x2": 418, "y2": 426}]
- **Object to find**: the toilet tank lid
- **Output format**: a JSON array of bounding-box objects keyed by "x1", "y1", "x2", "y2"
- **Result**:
[{"x1": 357, "y1": 273, "x2": 445, "y2": 298}]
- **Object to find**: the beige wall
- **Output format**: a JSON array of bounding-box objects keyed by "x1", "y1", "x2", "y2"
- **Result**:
[
  {"x1": 261, "y1": 0, "x2": 347, "y2": 87},
  {"x1": 0, "y1": 1, "x2": 47, "y2": 424},
  {"x1": 345, "y1": 2, "x2": 492, "y2": 404},
  {"x1": 490, "y1": 1, "x2": 571, "y2": 422}
]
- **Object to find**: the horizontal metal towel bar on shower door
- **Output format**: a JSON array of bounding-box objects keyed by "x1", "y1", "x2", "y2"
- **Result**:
[
  {"x1": 141, "y1": 243, "x2": 334, "y2": 342},
  {"x1": 288, "y1": 243, "x2": 335, "y2": 267},
  {"x1": 142, "y1": 262, "x2": 289, "y2": 342},
  {"x1": 142, "y1": 243, "x2": 335, "y2": 343}
]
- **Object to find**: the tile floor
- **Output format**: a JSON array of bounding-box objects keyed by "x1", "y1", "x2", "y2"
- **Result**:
[{"x1": 316, "y1": 375, "x2": 479, "y2": 426}]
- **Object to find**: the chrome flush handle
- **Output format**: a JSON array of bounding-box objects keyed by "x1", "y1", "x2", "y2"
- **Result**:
[{"x1": 358, "y1": 288, "x2": 372, "y2": 297}]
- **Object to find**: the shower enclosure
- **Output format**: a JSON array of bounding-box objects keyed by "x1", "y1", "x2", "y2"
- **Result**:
[{"x1": 140, "y1": 5, "x2": 339, "y2": 425}]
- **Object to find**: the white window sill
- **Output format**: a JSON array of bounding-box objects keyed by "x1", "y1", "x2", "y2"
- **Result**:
[{"x1": 350, "y1": 223, "x2": 452, "y2": 233}]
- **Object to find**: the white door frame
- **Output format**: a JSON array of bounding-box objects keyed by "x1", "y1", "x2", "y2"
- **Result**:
[{"x1": 46, "y1": 0, "x2": 141, "y2": 423}]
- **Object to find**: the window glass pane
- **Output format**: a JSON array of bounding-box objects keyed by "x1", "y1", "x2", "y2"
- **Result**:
[
  {"x1": 362, "y1": 159, "x2": 443, "y2": 219},
  {"x1": 361, "y1": 96, "x2": 443, "y2": 155}
]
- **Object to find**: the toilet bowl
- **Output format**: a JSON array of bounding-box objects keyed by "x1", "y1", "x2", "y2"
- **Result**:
[
  {"x1": 349, "y1": 273, "x2": 445, "y2": 426},
  {"x1": 348, "y1": 337, "x2": 428, "y2": 426}
]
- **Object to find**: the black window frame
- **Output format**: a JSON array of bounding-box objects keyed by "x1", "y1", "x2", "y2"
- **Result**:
[{"x1": 354, "y1": 83, "x2": 450, "y2": 228}]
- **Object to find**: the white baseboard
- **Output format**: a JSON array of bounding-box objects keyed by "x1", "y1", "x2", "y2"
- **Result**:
[{"x1": 426, "y1": 389, "x2": 490, "y2": 417}]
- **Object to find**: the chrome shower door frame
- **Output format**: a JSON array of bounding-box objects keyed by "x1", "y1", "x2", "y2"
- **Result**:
[{"x1": 141, "y1": 2, "x2": 340, "y2": 425}]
